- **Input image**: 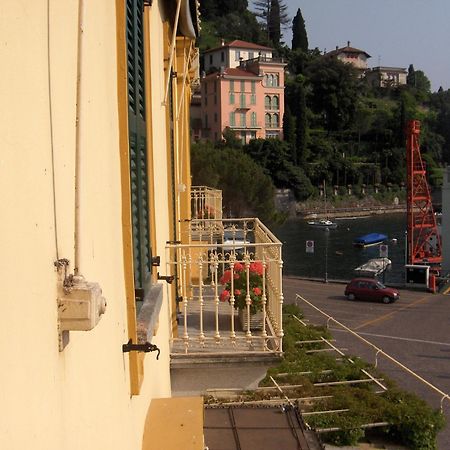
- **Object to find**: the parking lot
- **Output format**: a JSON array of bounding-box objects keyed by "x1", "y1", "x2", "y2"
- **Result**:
[{"x1": 283, "y1": 277, "x2": 450, "y2": 449}]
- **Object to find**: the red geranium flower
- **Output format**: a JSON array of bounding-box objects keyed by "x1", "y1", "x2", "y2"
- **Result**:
[
  {"x1": 249, "y1": 261, "x2": 264, "y2": 276},
  {"x1": 219, "y1": 270, "x2": 232, "y2": 284},
  {"x1": 252, "y1": 287, "x2": 262, "y2": 296},
  {"x1": 234, "y1": 289, "x2": 241, "y2": 296},
  {"x1": 233, "y1": 262, "x2": 244, "y2": 272},
  {"x1": 220, "y1": 290, "x2": 230, "y2": 302}
]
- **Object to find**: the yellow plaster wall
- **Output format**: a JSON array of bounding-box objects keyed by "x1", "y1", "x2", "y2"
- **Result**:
[{"x1": 0, "y1": 1, "x2": 180, "y2": 449}]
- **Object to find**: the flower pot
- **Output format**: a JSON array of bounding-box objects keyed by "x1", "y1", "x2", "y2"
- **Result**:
[{"x1": 238, "y1": 308, "x2": 264, "y2": 331}]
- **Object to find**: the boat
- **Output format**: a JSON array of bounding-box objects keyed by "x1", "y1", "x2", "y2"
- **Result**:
[
  {"x1": 353, "y1": 233, "x2": 388, "y2": 248},
  {"x1": 307, "y1": 218, "x2": 338, "y2": 229},
  {"x1": 307, "y1": 180, "x2": 337, "y2": 229},
  {"x1": 354, "y1": 257, "x2": 392, "y2": 277}
]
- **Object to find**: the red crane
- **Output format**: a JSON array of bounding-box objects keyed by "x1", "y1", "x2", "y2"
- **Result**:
[{"x1": 406, "y1": 120, "x2": 442, "y2": 269}]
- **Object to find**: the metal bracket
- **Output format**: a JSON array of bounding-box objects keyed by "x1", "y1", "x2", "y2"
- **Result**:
[
  {"x1": 122, "y1": 339, "x2": 160, "y2": 359},
  {"x1": 158, "y1": 273, "x2": 175, "y2": 284},
  {"x1": 151, "y1": 256, "x2": 161, "y2": 267}
]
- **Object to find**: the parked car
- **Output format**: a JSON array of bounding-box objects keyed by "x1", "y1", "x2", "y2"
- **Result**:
[{"x1": 344, "y1": 278, "x2": 399, "y2": 304}]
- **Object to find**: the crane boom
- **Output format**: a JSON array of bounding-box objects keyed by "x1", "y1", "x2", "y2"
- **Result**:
[{"x1": 406, "y1": 120, "x2": 442, "y2": 268}]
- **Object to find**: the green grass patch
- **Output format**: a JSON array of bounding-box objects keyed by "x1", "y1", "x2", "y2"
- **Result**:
[{"x1": 260, "y1": 304, "x2": 445, "y2": 449}]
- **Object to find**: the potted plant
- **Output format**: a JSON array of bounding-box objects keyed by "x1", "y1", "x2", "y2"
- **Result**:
[{"x1": 219, "y1": 261, "x2": 266, "y2": 330}]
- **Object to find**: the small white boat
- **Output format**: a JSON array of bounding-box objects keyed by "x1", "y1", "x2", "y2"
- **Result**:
[
  {"x1": 307, "y1": 181, "x2": 337, "y2": 229},
  {"x1": 354, "y1": 258, "x2": 391, "y2": 277},
  {"x1": 307, "y1": 219, "x2": 338, "y2": 229}
]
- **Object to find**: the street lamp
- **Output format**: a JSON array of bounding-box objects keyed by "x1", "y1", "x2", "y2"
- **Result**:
[{"x1": 324, "y1": 228, "x2": 329, "y2": 283}]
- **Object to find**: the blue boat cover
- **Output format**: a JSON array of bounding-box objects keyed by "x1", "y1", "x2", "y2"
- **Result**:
[{"x1": 353, "y1": 233, "x2": 388, "y2": 245}]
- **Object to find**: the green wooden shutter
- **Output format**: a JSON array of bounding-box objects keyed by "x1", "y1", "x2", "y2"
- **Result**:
[{"x1": 126, "y1": 0, "x2": 151, "y2": 291}]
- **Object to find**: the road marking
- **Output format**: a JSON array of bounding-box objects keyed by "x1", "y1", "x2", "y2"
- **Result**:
[
  {"x1": 331, "y1": 328, "x2": 450, "y2": 347},
  {"x1": 353, "y1": 295, "x2": 430, "y2": 330}
]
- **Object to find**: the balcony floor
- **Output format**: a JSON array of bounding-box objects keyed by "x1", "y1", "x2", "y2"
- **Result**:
[{"x1": 171, "y1": 288, "x2": 281, "y2": 359}]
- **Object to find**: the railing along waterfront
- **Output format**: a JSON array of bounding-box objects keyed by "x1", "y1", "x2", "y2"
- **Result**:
[{"x1": 167, "y1": 218, "x2": 283, "y2": 355}]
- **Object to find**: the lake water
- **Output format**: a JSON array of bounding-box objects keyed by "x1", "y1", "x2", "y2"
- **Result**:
[{"x1": 273, "y1": 213, "x2": 407, "y2": 284}]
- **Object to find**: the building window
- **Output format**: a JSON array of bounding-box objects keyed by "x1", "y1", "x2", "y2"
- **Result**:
[
  {"x1": 240, "y1": 93, "x2": 246, "y2": 108},
  {"x1": 274, "y1": 74, "x2": 279, "y2": 87},
  {"x1": 214, "y1": 95, "x2": 217, "y2": 105},
  {"x1": 272, "y1": 113, "x2": 279, "y2": 127},
  {"x1": 272, "y1": 95, "x2": 279, "y2": 110},
  {"x1": 265, "y1": 95, "x2": 271, "y2": 109},
  {"x1": 230, "y1": 80, "x2": 234, "y2": 92},
  {"x1": 209, "y1": 54, "x2": 213, "y2": 65},
  {"x1": 221, "y1": 51, "x2": 225, "y2": 62},
  {"x1": 250, "y1": 94, "x2": 256, "y2": 105},
  {"x1": 204, "y1": 96, "x2": 208, "y2": 106},
  {"x1": 265, "y1": 113, "x2": 271, "y2": 127},
  {"x1": 126, "y1": 0, "x2": 151, "y2": 291},
  {"x1": 251, "y1": 80, "x2": 256, "y2": 93},
  {"x1": 229, "y1": 93, "x2": 235, "y2": 104},
  {"x1": 241, "y1": 112, "x2": 246, "y2": 127},
  {"x1": 230, "y1": 112, "x2": 236, "y2": 126},
  {"x1": 240, "y1": 80, "x2": 245, "y2": 92},
  {"x1": 204, "y1": 82, "x2": 208, "y2": 94},
  {"x1": 204, "y1": 115, "x2": 208, "y2": 128},
  {"x1": 214, "y1": 80, "x2": 217, "y2": 93},
  {"x1": 214, "y1": 112, "x2": 218, "y2": 123},
  {"x1": 249, "y1": 51, "x2": 254, "y2": 59},
  {"x1": 235, "y1": 50, "x2": 240, "y2": 61},
  {"x1": 251, "y1": 112, "x2": 257, "y2": 127}
]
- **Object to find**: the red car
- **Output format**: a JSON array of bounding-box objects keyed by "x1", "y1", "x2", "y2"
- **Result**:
[{"x1": 344, "y1": 278, "x2": 399, "y2": 304}]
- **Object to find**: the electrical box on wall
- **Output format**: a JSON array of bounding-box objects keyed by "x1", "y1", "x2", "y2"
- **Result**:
[{"x1": 58, "y1": 275, "x2": 107, "y2": 331}]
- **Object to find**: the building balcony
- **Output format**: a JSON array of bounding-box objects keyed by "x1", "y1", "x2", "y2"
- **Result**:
[
  {"x1": 243, "y1": 56, "x2": 286, "y2": 65},
  {"x1": 167, "y1": 216, "x2": 284, "y2": 365},
  {"x1": 191, "y1": 186, "x2": 223, "y2": 222}
]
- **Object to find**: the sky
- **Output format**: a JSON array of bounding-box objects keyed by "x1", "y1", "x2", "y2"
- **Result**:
[{"x1": 280, "y1": 0, "x2": 450, "y2": 92}]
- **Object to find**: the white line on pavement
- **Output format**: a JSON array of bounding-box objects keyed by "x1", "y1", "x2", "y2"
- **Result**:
[{"x1": 330, "y1": 328, "x2": 450, "y2": 347}]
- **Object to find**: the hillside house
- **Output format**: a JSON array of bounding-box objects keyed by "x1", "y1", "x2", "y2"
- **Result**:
[{"x1": 197, "y1": 40, "x2": 286, "y2": 143}]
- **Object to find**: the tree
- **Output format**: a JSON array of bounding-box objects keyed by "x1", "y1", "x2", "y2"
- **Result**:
[
  {"x1": 244, "y1": 139, "x2": 313, "y2": 199},
  {"x1": 285, "y1": 76, "x2": 309, "y2": 165},
  {"x1": 190, "y1": 142, "x2": 278, "y2": 222},
  {"x1": 406, "y1": 64, "x2": 416, "y2": 87},
  {"x1": 268, "y1": 0, "x2": 281, "y2": 46},
  {"x1": 282, "y1": 105, "x2": 297, "y2": 160},
  {"x1": 306, "y1": 57, "x2": 360, "y2": 132},
  {"x1": 200, "y1": 0, "x2": 248, "y2": 19},
  {"x1": 291, "y1": 8, "x2": 308, "y2": 52},
  {"x1": 252, "y1": 0, "x2": 290, "y2": 39}
]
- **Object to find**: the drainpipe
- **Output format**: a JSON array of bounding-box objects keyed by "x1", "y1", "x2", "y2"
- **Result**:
[{"x1": 74, "y1": 0, "x2": 84, "y2": 274}]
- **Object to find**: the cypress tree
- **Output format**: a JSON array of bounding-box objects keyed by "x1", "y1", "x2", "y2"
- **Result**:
[
  {"x1": 407, "y1": 64, "x2": 416, "y2": 87},
  {"x1": 283, "y1": 105, "x2": 297, "y2": 162},
  {"x1": 253, "y1": 0, "x2": 290, "y2": 37},
  {"x1": 296, "y1": 82, "x2": 308, "y2": 165},
  {"x1": 291, "y1": 8, "x2": 308, "y2": 52},
  {"x1": 268, "y1": 0, "x2": 281, "y2": 46}
]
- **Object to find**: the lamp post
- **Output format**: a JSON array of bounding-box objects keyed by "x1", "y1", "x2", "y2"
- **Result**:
[{"x1": 324, "y1": 228, "x2": 329, "y2": 283}]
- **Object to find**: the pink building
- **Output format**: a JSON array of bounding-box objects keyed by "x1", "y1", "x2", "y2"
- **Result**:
[
  {"x1": 324, "y1": 41, "x2": 371, "y2": 76},
  {"x1": 200, "y1": 41, "x2": 286, "y2": 143}
]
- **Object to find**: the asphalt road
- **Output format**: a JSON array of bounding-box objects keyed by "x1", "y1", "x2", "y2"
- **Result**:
[{"x1": 282, "y1": 277, "x2": 450, "y2": 449}]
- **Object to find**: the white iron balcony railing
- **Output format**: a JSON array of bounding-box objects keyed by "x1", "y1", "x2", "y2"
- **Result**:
[
  {"x1": 167, "y1": 218, "x2": 283, "y2": 356},
  {"x1": 191, "y1": 186, "x2": 222, "y2": 221}
]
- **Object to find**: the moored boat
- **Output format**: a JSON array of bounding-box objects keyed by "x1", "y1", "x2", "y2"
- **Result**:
[
  {"x1": 354, "y1": 257, "x2": 392, "y2": 277},
  {"x1": 307, "y1": 219, "x2": 338, "y2": 229},
  {"x1": 353, "y1": 232, "x2": 387, "y2": 247}
]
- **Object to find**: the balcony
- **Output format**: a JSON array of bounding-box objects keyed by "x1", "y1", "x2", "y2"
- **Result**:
[{"x1": 167, "y1": 217, "x2": 283, "y2": 363}]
